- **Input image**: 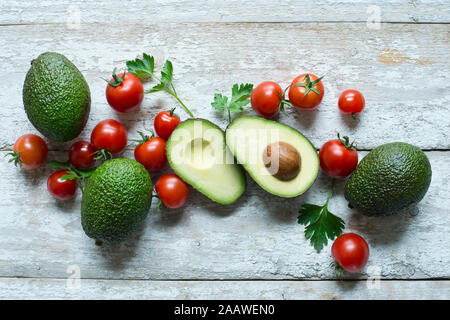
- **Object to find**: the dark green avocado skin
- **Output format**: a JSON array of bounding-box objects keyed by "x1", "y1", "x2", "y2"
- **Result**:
[
  {"x1": 81, "y1": 159, "x2": 152, "y2": 244},
  {"x1": 344, "y1": 142, "x2": 432, "y2": 216},
  {"x1": 23, "y1": 52, "x2": 90, "y2": 142}
]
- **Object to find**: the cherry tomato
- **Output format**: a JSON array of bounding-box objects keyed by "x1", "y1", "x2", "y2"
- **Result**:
[
  {"x1": 319, "y1": 135, "x2": 358, "y2": 178},
  {"x1": 154, "y1": 109, "x2": 181, "y2": 140},
  {"x1": 10, "y1": 134, "x2": 48, "y2": 170},
  {"x1": 288, "y1": 73, "x2": 324, "y2": 110},
  {"x1": 47, "y1": 170, "x2": 78, "y2": 201},
  {"x1": 91, "y1": 119, "x2": 127, "y2": 154},
  {"x1": 332, "y1": 233, "x2": 370, "y2": 273},
  {"x1": 251, "y1": 81, "x2": 283, "y2": 118},
  {"x1": 69, "y1": 141, "x2": 97, "y2": 169},
  {"x1": 155, "y1": 174, "x2": 189, "y2": 209},
  {"x1": 134, "y1": 136, "x2": 167, "y2": 171},
  {"x1": 105, "y1": 70, "x2": 144, "y2": 113},
  {"x1": 338, "y1": 89, "x2": 365, "y2": 117}
]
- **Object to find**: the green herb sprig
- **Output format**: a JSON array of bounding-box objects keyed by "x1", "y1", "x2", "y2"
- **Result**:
[
  {"x1": 211, "y1": 83, "x2": 253, "y2": 122},
  {"x1": 126, "y1": 53, "x2": 193, "y2": 117},
  {"x1": 297, "y1": 180, "x2": 345, "y2": 252},
  {"x1": 46, "y1": 161, "x2": 96, "y2": 193}
]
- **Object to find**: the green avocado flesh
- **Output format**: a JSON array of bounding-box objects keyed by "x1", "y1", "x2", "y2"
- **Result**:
[
  {"x1": 166, "y1": 119, "x2": 246, "y2": 205},
  {"x1": 81, "y1": 159, "x2": 152, "y2": 244},
  {"x1": 345, "y1": 142, "x2": 432, "y2": 216},
  {"x1": 226, "y1": 116, "x2": 319, "y2": 198},
  {"x1": 23, "y1": 52, "x2": 91, "y2": 142}
]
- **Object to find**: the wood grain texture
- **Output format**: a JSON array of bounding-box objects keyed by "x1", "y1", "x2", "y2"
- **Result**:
[
  {"x1": 0, "y1": 23, "x2": 449, "y2": 150},
  {"x1": 0, "y1": 150, "x2": 448, "y2": 281},
  {"x1": 1, "y1": 0, "x2": 449, "y2": 24},
  {"x1": 1, "y1": 1, "x2": 449, "y2": 300},
  {"x1": 1, "y1": 278, "x2": 449, "y2": 300}
]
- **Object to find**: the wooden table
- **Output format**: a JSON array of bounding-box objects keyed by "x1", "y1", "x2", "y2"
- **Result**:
[{"x1": 0, "y1": 1, "x2": 449, "y2": 299}]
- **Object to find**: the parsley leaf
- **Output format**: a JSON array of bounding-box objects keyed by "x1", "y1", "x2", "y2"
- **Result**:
[
  {"x1": 60, "y1": 167, "x2": 96, "y2": 194},
  {"x1": 126, "y1": 53, "x2": 193, "y2": 117},
  {"x1": 160, "y1": 60, "x2": 173, "y2": 84},
  {"x1": 126, "y1": 53, "x2": 154, "y2": 78},
  {"x1": 46, "y1": 161, "x2": 96, "y2": 194},
  {"x1": 61, "y1": 171, "x2": 79, "y2": 181},
  {"x1": 211, "y1": 94, "x2": 228, "y2": 110},
  {"x1": 211, "y1": 83, "x2": 253, "y2": 122},
  {"x1": 146, "y1": 82, "x2": 166, "y2": 93},
  {"x1": 297, "y1": 180, "x2": 345, "y2": 252}
]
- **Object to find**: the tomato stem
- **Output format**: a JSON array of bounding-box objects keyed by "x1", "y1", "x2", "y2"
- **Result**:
[
  {"x1": 337, "y1": 133, "x2": 357, "y2": 150},
  {"x1": 294, "y1": 74, "x2": 325, "y2": 97},
  {"x1": 130, "y1": 131, "x2": 153, "y2": 145},
  {"x1": 106, "y1": 68, "x2": 126, "y2": 87},
  {"x1": 330, "y1": 261, "x2": 345, "y2": 276},
  {"x1": 276, "y1": 85, "x2": 293, "y2": 117},
  {"x1": 5, "y1": 151, "x2": 22, "y2": 168},
  {"x1": 93, "y1": 149, "x2": 113, "y2": 161},
  {"x1": 152, "y1": 192, "x2": 163, "y2": 211}
]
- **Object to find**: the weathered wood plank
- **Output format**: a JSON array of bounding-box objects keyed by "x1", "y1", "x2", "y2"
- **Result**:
[
  {"x1": 0, "y1": 150, "x2": 448, "y2": 280},
  {"x1": 0, "y1": 278, "x2": 448, "y2": 300},
  {"x1": 0, "y1": 23, "x2": 449, "y2": 150},
  {"x1": 1, "y1": 2, "x2": 449, "y2": 289},
  {"x1": 1, "y1": 0, "x2": 449, "y2": 24}
]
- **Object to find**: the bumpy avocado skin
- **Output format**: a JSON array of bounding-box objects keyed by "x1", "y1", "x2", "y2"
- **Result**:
[
  {"x1": 344, "y1": 142, "x2": 432, "y2": 216},
  {"x1": 23, "y1": 52, "x2": 91, "y2": 142},
  {"x1": 81, "y1": 159, "x2": 152, "y2": 244}
]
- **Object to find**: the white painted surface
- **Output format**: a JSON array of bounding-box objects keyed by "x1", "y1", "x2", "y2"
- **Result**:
[
  {"x1": 1, "y1": 23, "x2": 449, "y2": 150},
  {"x1": 0, "y1": 151, "x2": 448, "y2": 281},
  {"x1": 1, "y1": 0, "x2": 449, "y2": 24},
  {"x1": 1, "y1": 278, "x2": 449, "y2": 300},
  {"x1": 0, "y1": 0, "x2": 449, "y2": 299}
]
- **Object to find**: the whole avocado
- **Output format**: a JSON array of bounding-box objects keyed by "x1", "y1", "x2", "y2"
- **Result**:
[
  {"x1": 23, "y1": 52, "x2": 90, "y2": 142},
  {"x1": 81, "y1": 159, "x2": 152, "y2": 244},
  {"x1": 345, "y1": 142, "x2": 432, "y2": 216}
]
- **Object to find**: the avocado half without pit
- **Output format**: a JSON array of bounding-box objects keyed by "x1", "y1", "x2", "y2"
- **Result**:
[
  {"x1": 226, "y1": 116, "x2": 319, "y2": 198},
  {"x1": 166, "y1": 118, "x2": 246, "y2": 205}
]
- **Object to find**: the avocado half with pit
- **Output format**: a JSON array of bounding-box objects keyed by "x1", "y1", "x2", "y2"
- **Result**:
[
  {"x1": 226, "y1": 116, "x2": 319, "y2": 198},
  {"x1": 166, "y1": 118, "x2": 246, "y2": 204}
]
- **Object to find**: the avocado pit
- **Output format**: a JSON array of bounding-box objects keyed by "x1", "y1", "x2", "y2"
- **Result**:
[{"x1": 263, "y1": 142, "x2": 301, "y2": 181}]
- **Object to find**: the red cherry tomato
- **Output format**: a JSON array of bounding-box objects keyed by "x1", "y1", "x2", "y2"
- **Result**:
[
  {"x1": 105, "y1": 71, "x2": 144, "y2": 113},
  {"x1": 332, "y1": 233, "x2": 370, "y2": 273},
  {"x1": 338, "y1": 89, "x2": 365, "y2": 117},
  {"x1": 11, "y1": 134, "x2": 48, "y2": 170},
  {"x1": 154, "y1": 109, "x2": 181, "y2": 140},
  {"x1": 47, "y1": 170, "x2": 78, "y2": 201},
  {"x1": 288, "y1": 73, "x2": 324, "y2": 110},
  {"x1": 250, "y1": 81, "x2": 283, "y2": 118},
  {"x1": 319, "y1": 135, "x2": 358, "y2": 178},
  {"x1": 91, "y1": 119, "x2": 127, "y2": 154},
  {"x1": 134, "y1": 136, "x2": 167, "y2": 171},
  {"x1": 155, "y1": 174, "x2": 189, "y2": 209},
  {"x1": 69, "y1": 141, "x2": 97, "y2": 169}
]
